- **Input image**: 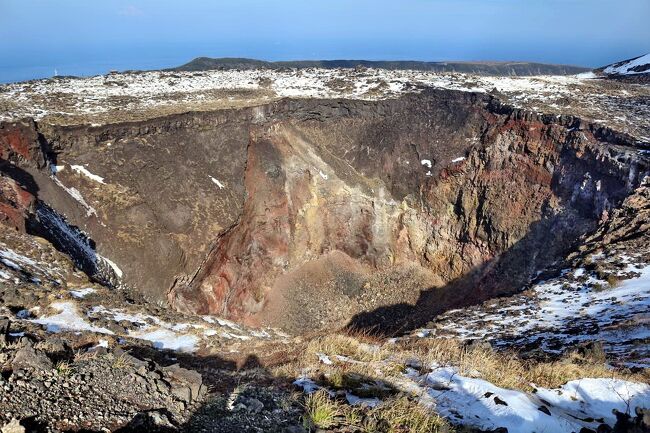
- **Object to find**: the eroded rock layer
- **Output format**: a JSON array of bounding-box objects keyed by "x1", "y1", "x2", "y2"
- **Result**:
[{"x1": 1, "y1": 89, "x2": 648, "y2": 332}]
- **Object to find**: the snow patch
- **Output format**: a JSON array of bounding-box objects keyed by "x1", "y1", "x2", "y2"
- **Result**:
[
  {"x1": 52, "y1": 177, "x2": 97, "y2": 217},
  {"x1": 29, "y1": 301, "x2": 114, "y2": 334},
  {"x1": 99, "y1": 255, "x2": 123, "y2": 278},
  {"x1": 427, "y1": 259, "x2": 650, "y2": 367},
  {"x1": 69, "y1": 287, "x2": 96, "y2": 298},
  {"x1": 345, "y1": 393, "x2": 381, "y2": 407},
  {"x1": 134, "y1": 329, "x2": 199, "y2": 352},
  {"x1": 317, "y1": 353, "x2": 333, "y2": 365},
  {"x1": 604, "y1": 53, "x2": 650, "y2": 76},
  {"x1": 0, "y1": 258, "x2": 21, "y2": 271},
  {"x1": 70, "y1": 165, "x2": 105, "y2": 184},
  {"x1": 209, "y1": 176, "x2": 225, "y2": 189},
  {"x1": 0, "y1": 248, "x2": 38, "y2": 267},
  {"x1": 294, "y1": 377, "x2": 327, "y2": 394},
  {"x1": 576, "y1": 71, "x2": 598, "y2": 79},
  {"x1": 51, "y1": 165, "x2": 65, "y2": 174},
  {"x1": 407, "y1": 365, "x2": 650, "y2": 433}
]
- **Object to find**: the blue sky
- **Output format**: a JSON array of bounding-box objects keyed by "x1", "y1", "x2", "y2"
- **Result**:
[{"x1": 1, "y1": 0, "x2": 649, "y2": 82}]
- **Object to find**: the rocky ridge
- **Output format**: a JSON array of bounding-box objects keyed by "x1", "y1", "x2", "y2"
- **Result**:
[
  {"x1": 172, "y1": 57, "x2": 589, "y2": 75},
  {"x1": 595, "y1": 53, "x2": 650, "y2": 83},
  {"x1": 1, "y1": 67, "x2": 649, "y2": 141}
]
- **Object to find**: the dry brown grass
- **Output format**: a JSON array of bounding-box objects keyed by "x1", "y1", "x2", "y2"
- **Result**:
[
  {"x1": 276, "y1": 331, "x2": 648, "y2": 433},
  {"x1": 365, "y1": 395, "x2": 454, "y2": 433},
  {"x1": 300, "y1": 390, "x2": 453, "y2": 433},
  {"x1": 606, "y1": 273, "x2": 620, "y2": 288},
  {"x1": 392, "y1": 337, "x2": 648, "y2": 390},
  {"x1": 302, "y1": 390, "x2": 342, "y2": 430},
  {"x1": 55, "y1": 360, "x2": 75, "y2": 377},
  {"x1": 111, "y1": 352, "x2": 133, "y2": 369},
  {"x1": 281, "y1": 332, "x2": 648, "y2": 394},
  {"x1": 305, "y1": 333, "x2": 384, "y2": 363},
  {"x1": 525, "y1": 351, "x2": 649, "y2": 388},
  {"x1": 73, "y1": 349, "x2": 99, "y2": 362}
]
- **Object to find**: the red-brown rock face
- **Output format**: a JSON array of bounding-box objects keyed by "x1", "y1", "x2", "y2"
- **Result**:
[
  {"x1": 0, "y1": 119, "x2": 45, "y2": 167},
  {"x1": 0, "y1": 176, "x2": 35, "y2": 232},
  {"x1": 0, "y1": 120, "x2": 41, "y2": 232},
  {"x1": 171, "y1": 131, "x2": 293, "y2": 317}
]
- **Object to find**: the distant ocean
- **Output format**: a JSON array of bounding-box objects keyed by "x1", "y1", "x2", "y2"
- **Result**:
[
  {"x1": 0, "y1": 57, "x2": 186, "y2": 84},
  {"x1": 1, "y1": 64, "x2": 103, "y2": 84}
]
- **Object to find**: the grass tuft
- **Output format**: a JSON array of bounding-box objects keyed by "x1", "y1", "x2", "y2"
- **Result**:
[
  {"x1": 305, "y1": 334, "x2": 383, "y2": 363},
  {"x1": 606, "y1": 273, "x2": 620, "y2": 288},
  {"x1": 302, "y1": 390, "x2": 341, "y2": 430},
  {"x1": 366, "y1": 395, "x2": 453, "y2": 433},
  {"x1": 111, "y1": 353, "x2": 133, "y2": 369},
  {"x1": 73, "y1": 349, "x2": 99, "y2": 362},
  {"x1": 55, "y1": 360, "x2": 75, "y2": 377}
]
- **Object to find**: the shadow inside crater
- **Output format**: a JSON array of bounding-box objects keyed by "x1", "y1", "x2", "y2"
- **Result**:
[{"x1": 345, "y1": 209, "x2": 598, "y2": 337}]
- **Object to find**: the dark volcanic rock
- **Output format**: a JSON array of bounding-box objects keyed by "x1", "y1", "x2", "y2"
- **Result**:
[
  {"x1": 161, "y1": 363, "x2": 204, "y2": 404},
  {"x1": 11, "y1": 345, "x2": 53, "y2": 371}
]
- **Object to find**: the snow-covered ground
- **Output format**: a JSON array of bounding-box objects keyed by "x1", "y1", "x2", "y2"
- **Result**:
[
  {"x1": 604, "y1": 53, "x2": 650, "y2": 76},
  {"x1": 295, "y1": 351, "x2": 650, "y2": 433},
  {"x1": 0, "y1": 239, "x2": 65, "y2": 288},
  {"x1": 1, "y1": 67, "x2": 649, "y2": 141},
  {"x1": 0, "y1": 68, "x2": 571, "y2": 121},
  {"x1": 403, "y1": 365, "x2": 649, "y2": 433},
  {"x1": 418, "y1": 253, "x2": 650, "y2": 368},
  {"x1": 18, "y1": 297, "x2": 288, "y2": 353}
]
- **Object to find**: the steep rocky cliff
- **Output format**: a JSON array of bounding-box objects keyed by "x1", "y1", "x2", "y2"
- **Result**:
[{"x1": 1, "y1": 89, "x2": 647, "y2": 332}]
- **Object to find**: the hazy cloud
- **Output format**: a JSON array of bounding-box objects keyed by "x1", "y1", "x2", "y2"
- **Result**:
[{"x1": 118, "y1": 5, "x2": 143, "y2": 17}]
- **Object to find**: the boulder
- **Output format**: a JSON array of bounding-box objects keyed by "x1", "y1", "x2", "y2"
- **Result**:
[
  {"x1": 0, "y1": 419, "x2": 24, "y2": 433},
  {"x1": 161, "y1": 364, "x2": 203, "y2": 403},
  {"x1": 11, "y1": 345, "x2": 53, "y2": 371}
]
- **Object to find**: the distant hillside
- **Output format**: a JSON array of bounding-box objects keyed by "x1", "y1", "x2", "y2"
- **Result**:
[
  {"x1": 595, "y1": 53, "x2": 650, "y2": 83},
  {"x1": 171, "y1": 57, "x2": 589, "y2": 76}
]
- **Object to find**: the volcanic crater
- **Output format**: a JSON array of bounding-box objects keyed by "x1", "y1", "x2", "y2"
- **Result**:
[{"x1": 3, "y1": 88, "x2": 647, "y2": 335}]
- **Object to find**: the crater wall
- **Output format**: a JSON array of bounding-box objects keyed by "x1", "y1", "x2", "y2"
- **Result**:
[{"x1": 1, "y1": 90, "x2": 647, "y2": 332}]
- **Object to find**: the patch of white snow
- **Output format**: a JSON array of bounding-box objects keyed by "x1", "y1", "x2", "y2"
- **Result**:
[
  {"x1": 69, "y1": 288, "x2": 96, "y2": 299},
  {"x1": 209, "y1": 176, "x2": 225, "y2": 189},
  {"x1": 71, "y1": 165, "x2": 105, "y2": 184},
  {"x1": 29, "y1": 301, "x2": 113, "y2": 334}
]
